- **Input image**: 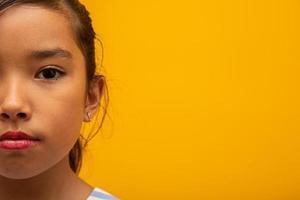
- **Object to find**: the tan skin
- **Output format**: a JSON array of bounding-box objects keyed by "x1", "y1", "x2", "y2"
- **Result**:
[{"x1": 0, "y1": 5, "x2": 102, "y2": 200}]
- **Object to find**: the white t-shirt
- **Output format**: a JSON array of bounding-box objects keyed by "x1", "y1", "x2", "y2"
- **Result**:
[{"x1": 86, "y1": 187, "x2": 119, "y2": 200}]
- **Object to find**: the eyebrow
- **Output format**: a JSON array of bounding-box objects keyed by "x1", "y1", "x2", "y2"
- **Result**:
[{"x1": 29, "y1": 48, "x2": 73, "y2": 59}]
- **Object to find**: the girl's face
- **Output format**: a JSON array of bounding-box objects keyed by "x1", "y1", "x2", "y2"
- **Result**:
[{"x1": 0, "y1": 5, "x2": 87, "y2": 179}]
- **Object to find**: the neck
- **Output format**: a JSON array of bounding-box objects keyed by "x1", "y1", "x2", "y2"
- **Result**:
[{"x1": 0, "y1": 155, "x2": 93, "y2": 200}]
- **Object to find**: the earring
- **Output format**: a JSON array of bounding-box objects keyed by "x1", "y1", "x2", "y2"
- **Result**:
[{"x1": 87, "y1": 112, "x2": 92, "y2": 121}]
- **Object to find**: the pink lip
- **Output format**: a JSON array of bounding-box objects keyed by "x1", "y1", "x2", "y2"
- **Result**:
[
  {"x1": 0, "y1": 131, "x2": 39, "y2": 141},
  {"x1": 0, "y1": 131, "x2": 40, "y2": 150}
]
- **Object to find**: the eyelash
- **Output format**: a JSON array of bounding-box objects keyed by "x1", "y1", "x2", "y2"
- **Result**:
[{"x1": 36, "y1": 67, "x2": 65, "y2": 80}]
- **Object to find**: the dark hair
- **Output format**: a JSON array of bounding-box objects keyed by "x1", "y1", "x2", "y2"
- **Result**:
[{"x1": 0, "y1": 0, "x2": 109, "y2": 174}]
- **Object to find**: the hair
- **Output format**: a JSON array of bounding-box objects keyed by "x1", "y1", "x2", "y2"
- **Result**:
[{"x1": 0, "y1": 0, "x2": 109, "y2": 174}]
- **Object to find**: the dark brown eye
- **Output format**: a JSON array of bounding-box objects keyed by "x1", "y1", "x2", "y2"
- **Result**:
[{"x1": 37, "y1": 67, "x2": 65, "y2": 80}]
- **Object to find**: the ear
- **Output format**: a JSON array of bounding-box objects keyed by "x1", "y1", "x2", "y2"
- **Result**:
[{"x1": 83, "y1": 76, "x2": 105, "y2": 122}]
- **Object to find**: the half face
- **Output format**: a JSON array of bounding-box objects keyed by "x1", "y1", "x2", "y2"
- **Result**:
[{"x1": 0, "y1": 5, "x2": 87, "y2": 179}]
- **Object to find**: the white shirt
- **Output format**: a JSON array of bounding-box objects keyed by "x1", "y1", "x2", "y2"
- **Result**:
[{"x1": 86, "y1": 187, "x2": 119, "y2": 200}]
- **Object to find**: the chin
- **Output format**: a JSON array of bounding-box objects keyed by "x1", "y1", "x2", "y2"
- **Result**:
[
  {"x1": 0, "y1": 160, "x2": 50, "y2": 180},
  {"x1": 0, "y1": 168, "x2": 44, "y2": 180}
]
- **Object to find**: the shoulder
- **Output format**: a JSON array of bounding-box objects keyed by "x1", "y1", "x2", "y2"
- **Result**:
[{"x1": 86, "y1": 187, "x2": 119, "y2": 200}]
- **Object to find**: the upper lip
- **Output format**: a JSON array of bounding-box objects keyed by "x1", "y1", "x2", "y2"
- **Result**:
[{"x1": 0, "y1": 131, "x2": 40, "y2": 141}]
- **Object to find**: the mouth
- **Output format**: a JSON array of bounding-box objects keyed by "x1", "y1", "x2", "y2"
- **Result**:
[{"x1": 0, "y1": 131, "x2": 40, "y2": 150}]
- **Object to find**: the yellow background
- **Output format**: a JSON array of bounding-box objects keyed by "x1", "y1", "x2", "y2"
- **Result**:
[{"x1": 79, "y1": 0, "x2": 300, "y2": 199}]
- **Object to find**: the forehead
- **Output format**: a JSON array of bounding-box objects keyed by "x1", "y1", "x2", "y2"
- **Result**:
[{"x1": 0, "y1": 4, "x2": 83, "y2": 62}]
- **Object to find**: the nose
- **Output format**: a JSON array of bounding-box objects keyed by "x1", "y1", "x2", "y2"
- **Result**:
[
  {"x1": 0, "y1": 112, "x2": 29, "y2": 121},
  {"x1": 0, "y1": 80, "x2": 31, "y2": 122}
]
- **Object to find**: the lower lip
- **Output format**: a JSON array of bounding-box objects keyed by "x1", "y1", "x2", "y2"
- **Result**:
[{"x1": 0, "y1": 140, "x2": 40, "y2": 150}]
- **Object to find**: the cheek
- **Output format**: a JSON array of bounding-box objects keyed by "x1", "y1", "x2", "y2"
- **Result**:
[
  {"x1": 35, "y1": 82, "x2": 86, "y2": 152},
  {"x1": 37, "y1": 98, "x2": 85, "y2": 167},
  {"x1": 48, "y1": 104, "x2": 83, "y2": 146}
]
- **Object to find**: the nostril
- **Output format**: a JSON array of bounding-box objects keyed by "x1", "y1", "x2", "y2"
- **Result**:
[
  {"x1": 17, "y1": 113, "x2": 26, "y2": 118},
  {"x1": 0, "y1": 112, "x2": 28, "y2": 120},
  {"x1": 1, "y1": 113, "x2": 9, "y2": 119}
]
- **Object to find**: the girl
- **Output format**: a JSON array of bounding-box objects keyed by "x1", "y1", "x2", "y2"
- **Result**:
[{"x1": 0, "y1": 0, "x2": 118, "y2": 199}]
